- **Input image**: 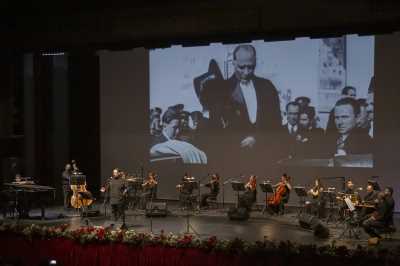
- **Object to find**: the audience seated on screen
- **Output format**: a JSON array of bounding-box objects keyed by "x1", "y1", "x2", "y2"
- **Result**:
[
  {"x1": 327, "y1": 97, "x2": 372, "y2": 156},
  {"x1": 150, "y1": 104, "x2": 207, "y2": 164},
  {"x1": 293, "y1": 106, "x2": 325, "y2": 158},
  {"x1": 326, "y1": 86, "x2": 357, "y2": 134}
]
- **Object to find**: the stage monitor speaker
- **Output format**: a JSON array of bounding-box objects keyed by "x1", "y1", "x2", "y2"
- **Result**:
[
  {"x1": 145, "y1": 202, "x2": 168, "y2": 217},
  {"x1": 298, "y1": 213, "x2": 329, "y2": 239},
  {"x1": 227, "y1": 207, "x2": 250, "y2": 221}
]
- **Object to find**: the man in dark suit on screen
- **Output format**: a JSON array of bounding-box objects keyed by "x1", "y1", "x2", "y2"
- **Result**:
[
  {"x1": 199, "y1": 44, "x2": 283, "y2": 167},
  {"x1": 328, "y1": 97, "x2": 372, "y2": 156}
]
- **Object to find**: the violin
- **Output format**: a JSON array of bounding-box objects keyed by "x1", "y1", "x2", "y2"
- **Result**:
[
  {"x1": 142, "y1": 178, "x2": 158, "y2": 189},
  {"x1": 70, "y1": 182, "x2": 93, "y2": 209}
]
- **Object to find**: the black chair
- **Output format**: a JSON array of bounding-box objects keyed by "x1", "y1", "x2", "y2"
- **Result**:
[{"x1": 279, "y1": 192, "x2": 290, "y2": 215}]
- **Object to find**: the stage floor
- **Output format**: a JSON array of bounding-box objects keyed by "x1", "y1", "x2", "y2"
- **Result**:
[{"x1": 2, "y1": 203, "x2": 399, "y2": 249}]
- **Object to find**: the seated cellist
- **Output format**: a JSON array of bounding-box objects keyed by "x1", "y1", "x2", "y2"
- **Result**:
[{"x1": 267, "y1": 173, "x2": 292, "y2": 215}]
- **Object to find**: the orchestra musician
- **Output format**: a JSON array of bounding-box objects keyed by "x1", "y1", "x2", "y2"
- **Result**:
[
  {"x1": 101, "y1": 168, "x2": 120, "y2": 194},
  {"x1": 177, "y1": 173, "x2": 196, "y2": 208},
  {"x1": 337, "y1": 179, "x2": 361, "y2": 219},
  {"x1": 71, "y1": 160, "x2": 80, "y2": 174},
  {"x1": 200, "y1": 173, "x2": 220, "y2": 208},
  {"x1": 307, "y1": 177, "x2": 326, "y2": 218},
  {"x1": 103, "y1": 168, "x2": 127, "y2": 221},
  {"x1": 140, "y1": 172, "x2": 158, "y2": 209},
  {"x1": 357, "y1": 181, "x2": 379, "y2": 222},
  {"x1": 61, "y1": 163, "x2": 72, "y2": 210},
  {"x1": 362, "y1": 187, "x2": 396, "y2": 245},
  {"x1": 267, "y1": 173, "x2": 292, "y2": 215},
  {"x1": 345, "y1": 180, "x2": 362, "y2": 201},
  {"x1": 238, "y1": 175, "x2": 257, "y2": 211},
  {"x1": 363, "y1": 181, "x2": 379, "y2": 203}
]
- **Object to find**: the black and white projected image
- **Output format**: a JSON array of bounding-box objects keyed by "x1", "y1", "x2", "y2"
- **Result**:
[{"x1": 149, "y1": 36, "x2": 374, "y2": 167}]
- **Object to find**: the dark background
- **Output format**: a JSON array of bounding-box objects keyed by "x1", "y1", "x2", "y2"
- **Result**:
[{"x1": 0, "y1": 0, "x2": 399, "y2": 209}]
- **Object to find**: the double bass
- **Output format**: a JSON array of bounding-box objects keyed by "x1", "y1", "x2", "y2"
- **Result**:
[{"x1": 70, "y1": 182, "x2": 93, "y2": 209}]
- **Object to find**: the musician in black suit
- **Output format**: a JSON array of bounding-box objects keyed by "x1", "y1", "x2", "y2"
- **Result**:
[
  {"x1": 327, "y1": 97, "x2": 373, "y2": 156},
  {"x1": 358, "y1": 181, "x2": 379, "y2": 222},
  {"x1": 200, "y1": 173, "x2": 220, "y2": 208},
  {"x1": 362, "y1": 187, "x2": 395, "y2": 244},
  {"x1": 61, "y1": 163, "x2": 72, "y2": 209},
  {"x1": 105, "y1": 169, "x2": 127, "y2": 221}
]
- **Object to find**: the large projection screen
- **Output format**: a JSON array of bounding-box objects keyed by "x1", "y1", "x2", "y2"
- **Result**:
[{"x1": 149, "y1": 36, "x2": 374, "y2": 169}]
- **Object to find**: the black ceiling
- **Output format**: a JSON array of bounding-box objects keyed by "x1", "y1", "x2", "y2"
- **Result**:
[{"x1": 1, "y1": 0, "x2": 399, "y2": 51}]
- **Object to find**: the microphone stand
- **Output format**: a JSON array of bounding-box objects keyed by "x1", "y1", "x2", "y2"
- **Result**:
[
  {"x1": 148, "y1": 187, "x2": 155, "y2": 233},
  {"x1": 222, "y1": 177, "x2": 235, "y2": 208},
  {"x1": 198, "y1": 175, "x2": 209, "y2": 210}
]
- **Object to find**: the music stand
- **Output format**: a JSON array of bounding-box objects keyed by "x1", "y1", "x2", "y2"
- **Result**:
[
  {"x1": 70, "y1": 174, "x2": 86, "y2": 186},
  {"x1": 322, "y1": 189, "x2": 338, "y2": 224},
  {"x1": 126, "y1": 178, "x2": 143, "y2": 210},
  {"x1": 231, "y1": 181, "x2": 245, "y2": 207},
  {"x1": 294, "y1": 186, "x2": 307, "y2": 215},
  {"x1": 180, "y1": 181, "x2": 200, "y2": 236},
  {"x1": 339, "y1": 197, "x2": 360, "y2": 239},
  {"x1": 259, "y1": 182, "x2": 273, "y2": 214}
]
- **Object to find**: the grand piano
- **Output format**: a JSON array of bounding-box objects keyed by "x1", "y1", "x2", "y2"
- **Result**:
[{"x1": 2, "y1": 181, "x2": 56, "y2": 219}]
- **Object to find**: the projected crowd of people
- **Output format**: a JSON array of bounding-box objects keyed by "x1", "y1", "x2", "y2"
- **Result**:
[{"x1": 150, "y1": 43, "x2": 374, "y2": 167}]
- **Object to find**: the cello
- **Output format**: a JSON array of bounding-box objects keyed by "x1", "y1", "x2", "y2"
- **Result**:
[{"x1": 267, "y1": 175, "x2": 291, "y2": 209}]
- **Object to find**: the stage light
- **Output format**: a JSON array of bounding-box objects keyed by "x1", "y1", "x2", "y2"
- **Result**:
[{"x1": 41, "y1": 52, "x2": 65, "y2": 56}]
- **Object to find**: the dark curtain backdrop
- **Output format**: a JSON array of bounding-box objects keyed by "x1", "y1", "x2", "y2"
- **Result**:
[{"x1": 68, "y1": 52, "x2": 101, "y2": 194}]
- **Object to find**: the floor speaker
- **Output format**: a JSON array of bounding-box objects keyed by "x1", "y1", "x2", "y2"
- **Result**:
[
  {"x1": 298, "y1": 213, "x2": 329, "y2": 239},
  {"x1": 227, "y1": 207, "x2": 250, "y2": 221}
]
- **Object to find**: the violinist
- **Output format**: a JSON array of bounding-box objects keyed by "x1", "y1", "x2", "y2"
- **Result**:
[
  {"x1": 177, "y1": 173, "x2": 196, "y2": 208},
  {"x1": 307, "y1": 177, "x2": 326, "y2": 218},
  {"x1": 238, "y1": 175, "x2": 257, "y2": 211},
  {"x1": 140, "y1": 172, "x2": 158, "y2": 209},
  {"x1": 200, "y1": 173, "x2": 220, "y2": 208},
  {"x1": 104, "y1": 168, "x2": 127, "y2": 221},
  {"x1": 267, "y1": 173, "x2": 292, "y2": 215},
  {"x1": 100, "y1": 168, "x2": 120, "y2": 194}
]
